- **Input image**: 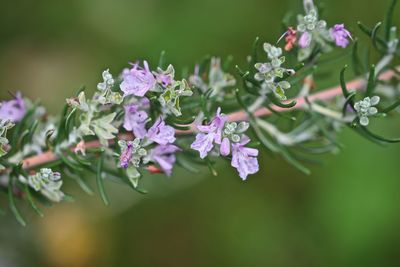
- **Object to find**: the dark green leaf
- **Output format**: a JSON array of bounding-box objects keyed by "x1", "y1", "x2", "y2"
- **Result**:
[
  {"x1": 24, "y1": 184, "x2": 44, "y2": 218},
  {"x1": 96, "y1": 156, "x2": 109, "y2": 205},
  {"x1": 8, "y1": 179, "x2": 26, "y2": 226},
  {"x1": 385, "y1": 0, "x2": 398, "y2": 40},
  {"x1": 158, "y1": 50, "x2": 166, "y2": 69},
  {"x1": 351, "y1": 39, "x2": 365, "y2": 75},
  {"x1": 359, "y1": 126, "x2": 400, "y2": 143},
  {"x1": 382, "y1": 98, "x2": 400, "y2": 113},
  {"x1": 365, "y1": 64, "x2": 376, "y2": 97},
  {"x1": 267, "y1": 92, "x2": 296, "y2": 109},
  {"x1": 340, "y1": 65, "x2": 351, "y2": 98}
]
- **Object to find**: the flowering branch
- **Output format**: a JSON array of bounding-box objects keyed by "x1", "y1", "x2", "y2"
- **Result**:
[{"x1": 1, "y1": 0, "x2": 400, "y2": 225}]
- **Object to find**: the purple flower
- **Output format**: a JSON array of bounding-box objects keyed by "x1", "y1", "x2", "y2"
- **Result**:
[
  {"x1": 147, "y1": 117, "x2": 176, "y2": 145},
  {"x1": 154, "y1": 65, "x2": 175, "y2": 87},
  {"x1": 120, "y1": 142, "x2": 133, "y2": 169},
  {"x1": 299, "y1": 32, "x2": 312, "y2": 48},
  {"x1": 120, "y1": 61, "x2": 156, "y2": 97},
  {"x1": 156, "y1": 74, "x2": 173, "y2": 87},
  {"x1": 231, "y1": 137, "x2": 259, "y2": 180},
  {"x1": 330, "y1": 24, "x2": 352, "y2": 48},
  {"x1": 0, "y1": 92, "x2": 26, "y2": 122},
  {"x1": 190, "y1": 107, "x2": 226, "y2": 158},
  {"x1": 149, "y1": 144, "x2": 180, "y2": 176},
  {"x1": 190, "y1": 132, "x2": 216, "y2": 159},
  {"x1": 123, "y1": 98, "x2": 150, "y2": 138}
]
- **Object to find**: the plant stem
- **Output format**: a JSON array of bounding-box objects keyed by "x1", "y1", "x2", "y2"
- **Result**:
[{"x1": 2, "y1": 67, "x2": 398, "y2": 172}]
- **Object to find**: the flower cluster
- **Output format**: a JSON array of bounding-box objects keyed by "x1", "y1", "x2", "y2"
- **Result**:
[
  {"x1": 67, "y1": 86, "x2": 119, "y2": 147},
  {"x1": 190, "y1": 57, "x2": 236, "y2": 101},
  {"x1": 121, "y1": 61, "x2": 193, "y2": 116},
  {"x1": 296, "y1": 7, "x2": 328, "y2": 48},
  {"x1": 158, "y1": 78, "x2": 192, "y2": 116},
  {"x1": 354, "y1": 96, "x2": 380, "y2": 126},
  {"x1": 118, "y1": 116, "x2": 179, "y2": 185},
  {"x1": 20, "y1": 168, "x2": 64, "y2": 202},
  {"x1": 118, "y1": 138, "x2": 147, "y2": 169},
  {"x1": 254, "y1": 43, "x2": 294, "y2": 100},
  {"x1": 280, "y1": 0, "x2": 352, "y2": 60},
  {"x1": 191, "y1": 108, "x2": 259, "y2": 180}
]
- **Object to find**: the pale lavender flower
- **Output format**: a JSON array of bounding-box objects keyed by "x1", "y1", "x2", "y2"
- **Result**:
[
  {"x1": 123, "y1": 98, "x2": 150, "y2": 138},
  {"x1": 149, "y1": 144, "x2": 180, "y2": 176},
  {"x1": 190, "y1": 132, "x2": 217, "y2": 159},
  {"x1": 299, "y1": 32, "x2": 312, "y2": 48},
  {"x1": 120, "y1": 61, "x2": 156, "y2": 97},
  {"x1": 0, "y1": 92, "x2": 26, "y2": 122},
  {"x1": 231, "y1": 137, "x2": 259, "y2": 180},
  {"x1": 330, "y1": 24, "x2": 352, "y2": 48},
  {"x1": 154, "y1": 64, "x2": 175, "y2": 87},
  {"x1": 147, "y1": 117, "x2": 176, "y2": 145},
  {"x1": 190, "y1": 107, "x2": 226, "y2": 158}
]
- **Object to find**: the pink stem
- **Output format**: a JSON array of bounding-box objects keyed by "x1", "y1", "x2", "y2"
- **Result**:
[{"x1": 12, "y1": 68, "x2": 399, "y2": 171}]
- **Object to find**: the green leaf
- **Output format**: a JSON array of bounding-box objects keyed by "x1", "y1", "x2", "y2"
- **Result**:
[
  {"x1": 65, "y1": 108, "x2": 77, "y2": 132},
  {"x1": 9, "y1": 103, "x2": 38, "y2": 155},
  {"x1": 74, "y1": 175, "x2": 94, "y2": 195},
  {"x1": 24, "y1": 184, "x2": 44, "y2": 218},
  {"x1": 371, "y1": 22, "x2": 383, "y2": 52},
  {"x1": 176, "y1": 154, "x2": 199, "y2": 173},
  {"x1": 250, "y1": 36, "x2": 260, "y2": 67},
  {"x1": 365, "y1": 64, "x2": 376, "y2": 97},
  {"x1": 288, "y1": 65, "x2": 316, "y2": 85},
  {"x1": 235, "y1": 65, "x2": 260, "y2": 86},
  {"x1": 222, "y1": 55, "x2": 234, "y2": 72},
  {"x1": 158, "y1": 50, "x2": 166, "y2": 68},
  {"x1": 249, "y1": 119, "x2": 279, "y2": 153},
  {"x1": 267, "y1": 92, "x2": 297, "y2": 109},
  {"x1": 385, "y1": 0, "x2": 398, "y2": 40},
  {"x1": 351, "y1": 39, "x2": 364, "y2": 75},
  {"x1": 342, "y1": 91, "x2": 356, "y2": 116},
  {"x1": 27, "y1": 120, "x2": 39, "y2": 143},
  {"x1": 96, "y1": 157, "x2": 109, "y2": 205},
  {"x1": 357, "y1": 21, "x2": 387, "y2": 52},
  {"x1": 360, "y1": 126, "x2": 400, "y2": 143},
  {"x1": 297, "y1": 143, "x2": 338, "y2": 154},
  {"x1": 59, "y1": 153, "x2": 84, "y2": 172},
  {"x1": 55, "y1": 104, "x2": 69, "y2": 145},
  {"x1": 306, "y1": 99, "x2": 343, "y2": 148},
  {"x1": 8, "y1": 179, "x2": 26, "y2": 226},
  {"x1": 45, "y1": 129, "x2": 55, "y2": 150},
  {"x1": 92, "y1": 112, "x2": 118, "y2": 142},
  {"x1": 263, "y1": 104, "x2": 296, "y2": 121},
  {"x1": 340, "y1": 65, "x2": 351, "y2": 98},
  {"x1": 382, "y1": 98, "x2": 400, "y2": 113},
  {"x1": 205, "y1": 158, "x2": 218, "y2": 176},
  {"x1": 126, "y1": 165, "x2": 141, "y2": 188},
  {"x1": 17, "y1": 129, "x2": 30, "y2": 148}
]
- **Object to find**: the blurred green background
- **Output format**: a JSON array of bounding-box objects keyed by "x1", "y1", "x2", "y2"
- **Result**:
[{"x1": 1, "y1": 0, "x2": 400, "y2": 266}]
